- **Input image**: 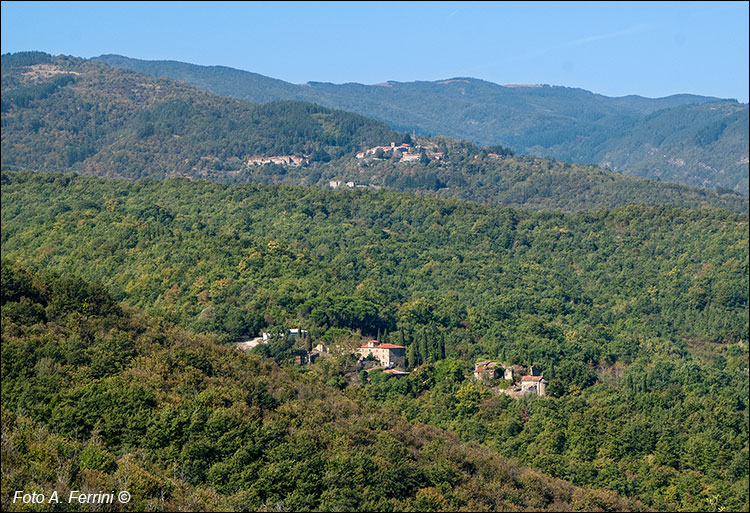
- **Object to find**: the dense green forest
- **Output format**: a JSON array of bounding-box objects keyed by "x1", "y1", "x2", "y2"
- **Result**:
[
  {"x1": 299, "y1": 138, "x2": 748, "y2": 213},
  {"x1": 2, "y1": 170, "x2": 748, "y2": 511},
  {"x1": 94, "y1": 54, "x2": 749, "y2": 195},
  {"x1": 4, "y1": 263, "x2": 653, "y2": 511},
  {"x1": 2, "y1": 52, "x2": 747, "y2": 213}
]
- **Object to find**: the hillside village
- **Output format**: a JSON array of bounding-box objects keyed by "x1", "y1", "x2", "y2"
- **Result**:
[
  {"x1": 245, "y1": 140, "x2": 446, "y2": 178},
  {"x1": 237, "y1": 333, "x2": 547, "y2": 397},
  {"x1": 355, "y1": 141, "x2": 444, "y2": 162}
]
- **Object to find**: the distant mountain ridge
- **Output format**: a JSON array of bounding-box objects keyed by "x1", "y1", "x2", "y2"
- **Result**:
[{"x1": 95, "y1": 54, "x2": 749, "y2": 195}]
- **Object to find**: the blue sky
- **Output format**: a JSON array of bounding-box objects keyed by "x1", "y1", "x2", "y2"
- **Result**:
[{"x1": 2, "y1": 1, "x2": 748, "y2": 102}]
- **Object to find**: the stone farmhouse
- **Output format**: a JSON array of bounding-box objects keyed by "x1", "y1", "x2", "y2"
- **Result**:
[
  {"x1": 474, "y1": 361, "x2": 500, "y2": 380},
  {"x1": 473, "y1": 360, "x2": 548, "y2": 398},
  {"x1": 502, "y1": 364, "x2": 540, "y2": 382},
  {"x1": 359, "y1": 340, "x2": 406, "y2": 368},
  {"x1": 519, "y1": 375, "x2": 548, "y2": 396}
]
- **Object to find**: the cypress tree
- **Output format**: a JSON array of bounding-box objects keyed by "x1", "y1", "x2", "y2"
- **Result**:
[
  {"x1": 407, "y1": 342, "x2": 417, "y2": 369},
  {"x1": 421, "y1": 328, "x2": 430, "y2": 363}
]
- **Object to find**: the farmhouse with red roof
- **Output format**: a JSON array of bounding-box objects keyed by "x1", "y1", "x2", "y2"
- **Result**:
[{"x1": 358, "y1": 340, "x2": 406, "y2": 368}]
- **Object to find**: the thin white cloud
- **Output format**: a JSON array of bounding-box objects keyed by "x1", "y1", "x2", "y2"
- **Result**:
[
  {"x1": 567, "y1": 23, "x2": 652, "y2": 47},
  {"x1": 512, "y1": 22, "x2": 653, "y2": 62},
  {"x1": 452, "y1": 22, "x2": 652, "y2": 79}
]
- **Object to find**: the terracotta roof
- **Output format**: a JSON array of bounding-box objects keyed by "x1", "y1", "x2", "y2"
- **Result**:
[
  {"x1": 521, "y1": 375, "x2": 544, "y2": 382},
  {"x1": 359, "y1": 341, "x2": 405, "y2": 349}
]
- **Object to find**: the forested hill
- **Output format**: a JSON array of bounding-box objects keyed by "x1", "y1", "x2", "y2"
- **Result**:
[
  {"x1": 94, "y1": 53, "x2": 749, "y2": 195},
  {"x1": 2, "y1": 170, "x2": 748, "y2": 511},
  {"x1": 1, "y1": 263, "x2": 650, "y2": 512},
  {"x1": 299, "y1": 139, "x2": 748, "y2": 213},
  {"x1": 1, "y1": 53, "x2": 746, "y2": 213},
  {"x1": 589, "y1": 102, "x2": 749, "y2": 192},
  {"x1": 0, "y1": 51, "x2": 406, "y2": 180}
]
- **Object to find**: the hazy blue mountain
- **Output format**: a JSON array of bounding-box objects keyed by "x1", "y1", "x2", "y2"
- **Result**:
[{"x1": 95, "y1": 54, "x2": 749, "y2": 195}]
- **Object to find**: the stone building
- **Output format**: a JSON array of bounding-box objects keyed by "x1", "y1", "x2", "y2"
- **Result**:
[
  {"x1": 519, "y1": 375, "x2": 547, "y2": 396},
  {"x1": 358, "y1": 340, "x2": 406, "y2": 368},
  {"x1": 474, "y1": 361, "x2": 501, "y2": 380}
]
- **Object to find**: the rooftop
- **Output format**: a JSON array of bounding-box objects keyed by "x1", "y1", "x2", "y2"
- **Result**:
[{"x1": 360, "y1": 341, "x2": 405, "y2": 349}]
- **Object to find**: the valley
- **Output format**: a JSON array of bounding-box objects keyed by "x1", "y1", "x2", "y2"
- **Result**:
[{"x1": 1, "y1": 48, "x2": 748, "y2": 512}]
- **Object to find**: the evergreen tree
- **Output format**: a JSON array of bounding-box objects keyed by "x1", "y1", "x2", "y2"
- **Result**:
[
  {"x1": 407, "y1": 342, "x2": 417, "y2": 369},
  {"x1": 421, "y1": 328, "x2": 431, "y2": 363}
]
